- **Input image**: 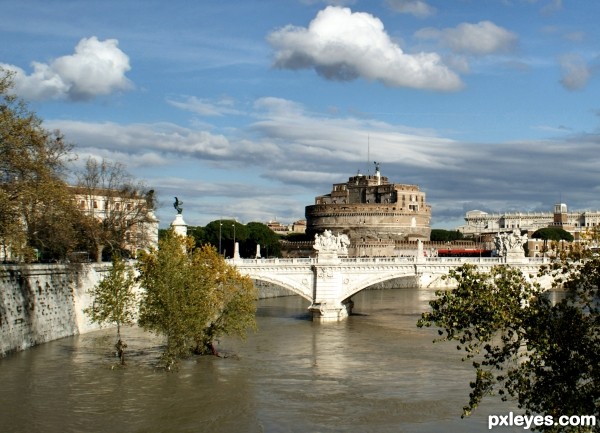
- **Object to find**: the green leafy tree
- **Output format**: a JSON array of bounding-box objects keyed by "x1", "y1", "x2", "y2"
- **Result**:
[
  {"x1": 430, "y1": 229, "x2": 465, "y2": 242},
  {"x1": 137, "y1": 230, "x2": 256, "y2": 367},
  {"x1": 243, "y1": 221, "x2": 281, "y2": 258},
  {"x1": 84, "y1": 254, "x2": 137, "y2": 365},
  {"x1": 202, "y1": 219, "x2": 249, "y2": 257},
  {"x1": 532, "y1": 227, "x2": 574, "y2": 242},
  {"x1": 187, "y1": 225, "x2": 207, "y2": 247},
  {"x1": 418, "y1": 262, "x2": 599, "y2": 432}
]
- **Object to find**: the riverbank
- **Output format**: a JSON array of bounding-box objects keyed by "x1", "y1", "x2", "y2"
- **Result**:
[{"x1": 0, "y1": 263, "x2": 300, "y2": 357}]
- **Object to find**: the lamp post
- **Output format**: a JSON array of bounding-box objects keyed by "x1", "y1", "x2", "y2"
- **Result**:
[
  {"x1": 232, "y1": 222, "x2": 236, "y2": 250},
  {"x1": 219, "y1": 221, "x2": 223, "y2": 256}
]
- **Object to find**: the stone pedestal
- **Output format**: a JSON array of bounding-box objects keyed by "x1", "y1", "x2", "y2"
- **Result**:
[
  {"x1": 505, "y1": 252, "x2": 529, "y2": 264},
  {"x1": 308, "y1": 230, "x2": 353, "y2": 321},
  {"x1": 171, "y1": 213, "x2": 187, "y2": 237},
  {"x1": 309, "y1": 300, "x2": 353, "y2": 322}
]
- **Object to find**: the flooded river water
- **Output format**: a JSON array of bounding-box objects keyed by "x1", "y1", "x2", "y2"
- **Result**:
[{"x1": 0, "y1": 288, "x2": 523, "y2": 432}]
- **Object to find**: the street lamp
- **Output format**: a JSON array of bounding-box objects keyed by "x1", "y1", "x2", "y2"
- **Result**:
[
  {"x1": 219, "y1": 221, "x2": 223, "y2": 256},
  {"x1": 232, "y1": 222, "x2": 236, "y2": 257}
]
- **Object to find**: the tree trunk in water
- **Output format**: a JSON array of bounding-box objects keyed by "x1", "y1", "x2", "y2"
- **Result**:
[
  {"x1": 95, "y1": 244, "x2": 104, "y2": 263},
  {"x1": 115, "y1": 339, "x2": 127, "y2": 365}
]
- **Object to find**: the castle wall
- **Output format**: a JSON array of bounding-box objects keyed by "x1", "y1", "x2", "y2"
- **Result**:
[{"x1": 305, "y1": 203, "x2": 431, "y2": 241}]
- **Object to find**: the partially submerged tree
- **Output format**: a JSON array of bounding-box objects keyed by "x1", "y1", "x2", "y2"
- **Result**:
[
  {"x1": 418, "y1": 261, "x2": 599, "y2": 432},
  {"x1": 84, "y1": 254, "x2": 137, "y2": 365},
  {"x1": 137, "y1": 230, "x2": 256, "y2": 367}
]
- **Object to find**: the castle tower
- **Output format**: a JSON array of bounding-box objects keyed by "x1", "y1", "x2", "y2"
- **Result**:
[{"x1": 305, "y1": 167, "x2": 431, "y2": 248}]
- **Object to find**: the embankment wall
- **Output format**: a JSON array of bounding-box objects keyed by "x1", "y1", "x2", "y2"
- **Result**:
[
  {"x1": 0, "y1": 263, "x2": 110, "y2": 357},
  {"x1": 0, "y1": 264, "x2": 297, "y2": 357}
]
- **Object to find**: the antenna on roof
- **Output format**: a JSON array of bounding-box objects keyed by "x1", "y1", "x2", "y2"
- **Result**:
[{"x1": 367, "y1": 134, "x2": 370, "y2": 174}]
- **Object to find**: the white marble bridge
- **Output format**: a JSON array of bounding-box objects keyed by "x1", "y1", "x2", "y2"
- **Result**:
[{"x1": 228, "y1": 234, "x2": 547, "y2": 321}]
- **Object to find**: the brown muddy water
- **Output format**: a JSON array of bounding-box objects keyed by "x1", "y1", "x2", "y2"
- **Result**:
[{"x1": 0, "y1": 288, "x2": 524, "y2": 432}]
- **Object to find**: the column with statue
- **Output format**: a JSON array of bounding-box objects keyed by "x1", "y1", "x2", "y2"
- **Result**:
[
  {"x1": 170, "y1": 196, "x2": 188, "y2": 237},
  {"x1": 309, "y1": 230, "x2": 353, "y2": 321}
]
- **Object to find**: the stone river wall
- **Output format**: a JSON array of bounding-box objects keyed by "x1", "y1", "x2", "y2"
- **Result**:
[
  {"x1": 0, "y1": 264, "x2": 433, "y2": 357},
  {"x1": 0, "y1": 264, "x2": 298, "y2": 357},
  {"x1": 0, "y1": 263, "x2": 111, "y2": 357}
]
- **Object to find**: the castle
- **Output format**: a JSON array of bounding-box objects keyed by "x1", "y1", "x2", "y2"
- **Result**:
[{"x1": 305, "y1": 165, "x2": 431, "y2": 255}]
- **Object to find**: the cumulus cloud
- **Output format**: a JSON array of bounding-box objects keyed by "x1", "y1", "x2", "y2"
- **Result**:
[
  {"x1": 1, "y1": 37, "x2": 132, "y2": 101},
  {"x1": 416, "y1": 21, "x2": 518, "y2": 56},
  {"x1": 267, "y1": 6, "x2": 462, "y2": 91},
  {"x1": 558, "y1": 53, "x2": 591, "y2": 91},
  {"x1": 386, "y1": 0, "x2": 436, "y2": 18}
]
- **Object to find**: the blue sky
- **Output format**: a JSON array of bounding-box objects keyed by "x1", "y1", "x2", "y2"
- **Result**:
[{"x1": 2, "y1": 0, "x2": 600, "y2": 229}]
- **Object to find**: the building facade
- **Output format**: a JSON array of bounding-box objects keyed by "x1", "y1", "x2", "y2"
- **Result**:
[
  {"x1": 305, "y1": 166, "x2": 431, "y2": 249},
  {"x1": 460, "y1": 203, "x2": 600, "y2": 238},
  {"x1": 73, "y1": 187, "x2": 158, "y2": 259}
]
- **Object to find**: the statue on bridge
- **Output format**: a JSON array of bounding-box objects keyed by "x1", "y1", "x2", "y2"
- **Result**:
[
  {"x1": 494, "y1": 229, "x2": 527, "y2": 260},
  {"x1": 173, "y1": 197, "x2": 183, "y2": 214},
  {"x1": 314, "y1": 230, "x2": 350, "y2": 256}
]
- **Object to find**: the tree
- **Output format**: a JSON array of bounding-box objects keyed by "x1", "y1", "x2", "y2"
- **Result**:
[
  {"x1": 418, "y1": 262, "x2": 599, "y2": 432},
  {"x1": 187, "y1": 225, "x2": 207, "y2": 247},
  {"x1": 84, "y1": 254, "x2": 137, "y2": 365},
  {"x1": 137, "y1": 230, "x2": 256, "y2": 367},
  {"x1": 532, "y1": 227, "x2": 574, "y2": 242},
  {"x1": 203, "y1": 219, "x2": 249, "y2": 257},
  {"x1": 76, "y1": 157, "x2": 156, "y2": 261},
  {"x1": 243, "y1": 222, "x2": 281, "y2": 258},
  {"x1": 0, "y1": 68, "x2": 79, "y2": 262},
  {"x1": 430, "y1": 229, "x2": 464, "y2": 242}
]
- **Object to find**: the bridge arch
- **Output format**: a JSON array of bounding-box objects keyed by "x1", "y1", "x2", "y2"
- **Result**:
[
  {"x1": 249, "y1": 275, "x2": 313, "y2": 302},
  {"x1": 342, "y1": 270, "x2": 419, "y2": 301}
]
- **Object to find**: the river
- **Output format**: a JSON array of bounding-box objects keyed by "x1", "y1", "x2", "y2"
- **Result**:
[{"x1": 0, "y1": 288, "x2": 523, "y2": 432}]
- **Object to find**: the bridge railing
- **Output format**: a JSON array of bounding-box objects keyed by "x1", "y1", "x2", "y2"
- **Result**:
[
  {"x1": 228, "y1": 256, "x2": 547, "y2": 266},
  {"x1": 229, "y1": 258, "x2": 316, "y2": 265},
  {"x1": 340, "y1": 257, "x2": 416, "y2": 263}
]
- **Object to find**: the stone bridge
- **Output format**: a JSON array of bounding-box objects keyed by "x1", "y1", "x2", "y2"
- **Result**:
[{"x1": 227, "y1": 254, "x2": 547, "y2": 321}]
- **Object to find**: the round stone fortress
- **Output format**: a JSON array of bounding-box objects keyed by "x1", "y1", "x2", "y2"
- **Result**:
[{"x1": 305, "y1": 165, "x2": 431, "y2": 247}]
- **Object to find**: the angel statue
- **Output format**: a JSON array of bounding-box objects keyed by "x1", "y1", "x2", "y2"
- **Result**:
[{"x1": 173, "y1": 197, "x2": 183, "y2": 214}]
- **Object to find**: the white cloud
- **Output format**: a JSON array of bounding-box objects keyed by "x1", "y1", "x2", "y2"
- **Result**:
[
  {"x1": 416, "y1": 21, "x2": 518, "y2": 56},
  {"x1": 1, "y1": 37, "x2": 132, "y2": 101},
  {"x1": 386, "y1": 0, "x2": 436, "y2": 18},
  {"x1": 48, "y1": 120, "x2": 234, "y2": 159},
  {"x1": 267, "y1": 6, "x2": 462, "y2": 91},
  {"x1": 558, "y1": 53, "x2": 591, "y2": 91}
]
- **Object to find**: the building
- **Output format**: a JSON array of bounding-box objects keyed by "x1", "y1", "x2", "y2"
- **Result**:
[
  {"x1": 305, "y1": 165, "x2": 431, "y2": 253},
  {"x1": 73, "y1": 186, "x2": 158, "y2": 259},
  {"x1": 266, "y1": 219, "x2": 307, "y2": 236},
  {"x1": 266, "y1": 220, "x2": 290, "y2": 236},
  {"x1": 459, "y1": 203, "x2": 600, "y2": 239}
]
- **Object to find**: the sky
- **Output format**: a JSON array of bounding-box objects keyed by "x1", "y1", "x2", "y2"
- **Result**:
[{"x1": 2, "y1": 0, "x2": 600, "y2": 229}]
